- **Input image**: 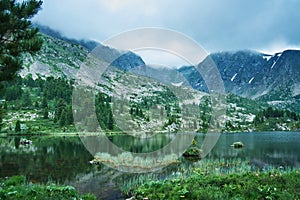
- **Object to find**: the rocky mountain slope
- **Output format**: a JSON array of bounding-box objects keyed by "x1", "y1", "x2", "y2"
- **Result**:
[
  {"x1": 3, "y1": 26, "x2": 298, "y2": 133},
  {"x1": 178, "y1": 50, "x2": 300, "y2": 113}
]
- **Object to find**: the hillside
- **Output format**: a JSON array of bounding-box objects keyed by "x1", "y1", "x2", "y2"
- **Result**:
[
  {"x1": 179, "y1": 50, "x2": 300, "y2": 113},
  {"x1": 0, "y1": 29, "x2": 299, "y2": 134}
]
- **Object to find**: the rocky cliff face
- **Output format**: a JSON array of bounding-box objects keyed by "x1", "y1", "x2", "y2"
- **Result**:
[{"x1": 179, "y1": 50, "x2": 300, "y2": 102}]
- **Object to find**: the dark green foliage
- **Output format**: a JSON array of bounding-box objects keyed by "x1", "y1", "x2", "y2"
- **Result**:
[
  {"x1": 54, "y1": 98, "x2": 66, "y2": 123},
  {"x1": 254, "y1": 107, "x2": 299, "y2": 124},
  {"x1": 21, "y1": 90, "x2": 32, "y2": 107},
  {"x1": 15, "y1": 120, "x2": 21, "y2": 132},
  {"x1": 165, "y1": 115, "x2": 179, "y2": 126},
  {"x1": 41, "y1": 96, "x2": 48, "y2": 108},
  {"x1": 34, "y1": 101, "x2": 39, "y2": 108},
  {"x1": 42, "y1": 107, "x2": 48, "y2": 119},
  {"x1": 43, "y1": 77, "x2": 73, "y2": 103},
  {"x1": 0, "y1": 176, "x2": 96, "y2": 200},
  {"x1": 59, "y1": 108, "x2": 66, "y2": 127},
  {"x1": 129, "y1": 105, "x2": 144, "y2": 118},
  {"x1": 95, "y1": 92, "x2": 115, "y2": 130},
  {"x1": 66, "y1": 105, "x2": 73, "y2": 126},
  {"x1": 253, "y1": 107, "x2": 300, "y2": 131},
  {"x1": 1, "y1": 75, "x2": 75, "y2": 130},
  {"x1": 0, "y1": 0, "x2": 43, "y2": 83},
  {"x1": 55, "y1": 100, "x2": 73, "y2": 127},
  {"x1": 130, "y1": 170, "x2": 300, "y2": 200},
  {"x1": 2, "y1": 83, "x2": 23, "y2": 101},
  {"x1": 107, "y1": 109, "x2": 114, "y2": 130},
  {"x1": 0, "y1": 106, "x2": 3, "y2": 131}
]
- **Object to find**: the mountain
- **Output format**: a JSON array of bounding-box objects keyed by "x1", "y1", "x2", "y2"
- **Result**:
[
  {"x1": 2, "y1": 25, "x2": 298, "y2": 134},
  {"x1": 34, "y1": 24, "x2": 145, "y2": 71},
  {"x1": 34, "y1": 23, "x2": 100, "y2": 51},
  {"x1": 14, "y1": 31, "x2": 207, "y2": 134},
  {"x1": 34, "y1": 25, "x2": 300, "y2": 108},
  {"x1": 178, "y1": 50, "x2": 300, "y2": 112}
]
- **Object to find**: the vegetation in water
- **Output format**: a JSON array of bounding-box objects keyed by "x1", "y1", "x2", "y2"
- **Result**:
[{"x1": 120, "y1": 159, "x2": 300, "y2": 200}]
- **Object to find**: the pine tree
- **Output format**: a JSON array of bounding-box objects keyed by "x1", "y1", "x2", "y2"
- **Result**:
[
  {"x1": 66, "y1": 105, "x2": 73, "y2": 125},
  {"x1": 15, "y1": 120, "x2": 21, "y2": 132},
  {"x1": 34, "y1": 101, "x2": 39, "y2": 108},
  {"x1": 22, "y1": 91, "x2": 32, "y2": 107},
  {"x1": 59, "y1": 109, "x2": 66, "y2": 127},
  {"x1": 54, "y1": 99, "x2": 66, "y2": 123},
  {"x1": 0, "y1": 107, "x2": 3, "y2": 131},
  {"x1": 0, "y1": 0, "x2": 43, "y2": 84},
  {"x1": 42, "y1": 107, "x2": 48, "y2": 119},
  {"x1": 41, "y1": 96, "x2": 48, "y2": 108},
  {"x1": 107, "y1": 110, "x2": 114, "y2": 130},
  {"x1": 3, "y1": 101, "x2": 7, "y2": 110}
]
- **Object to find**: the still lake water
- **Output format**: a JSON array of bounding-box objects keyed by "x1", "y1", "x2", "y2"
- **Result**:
[{"x1": 0, "y1": 132, "x2": 299, "y2": 199}]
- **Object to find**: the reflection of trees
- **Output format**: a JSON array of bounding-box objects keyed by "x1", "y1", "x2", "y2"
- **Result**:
[
  {"x1": 0, "y1": 137, "x2": 93, "y2": 184},
  {"x1": 202, "y1": 133, "x2": 300, "y2": 167},
  {"x1": 109, "y1": 134, "x2": 171, "y2": 153}
]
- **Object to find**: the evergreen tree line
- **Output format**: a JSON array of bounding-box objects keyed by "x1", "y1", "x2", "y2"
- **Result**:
[
  {"x1": 0, "y1": 75, "x2": 73, "y2": 105},
  {"x1": 254, "y1": 107, "x2": 299, "y2": 125},
  {"x1": 0, "y1": 75, "x2": 117, "y2": 130},
  {"x1": 95, "y1": 92, "x2": 114, "y2": 130},
  {"x1": 0, "y1": 75, "x2": 74, "y2": 128}
]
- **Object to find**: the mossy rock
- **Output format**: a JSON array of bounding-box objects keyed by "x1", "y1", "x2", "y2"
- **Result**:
[{"x1": 183, "y1": 147, "x2": 203, "y2": 160}]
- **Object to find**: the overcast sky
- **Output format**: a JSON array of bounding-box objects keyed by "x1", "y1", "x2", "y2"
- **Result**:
[{"x1": 33, "y1": 0, "x2": 300, "y2": 66}]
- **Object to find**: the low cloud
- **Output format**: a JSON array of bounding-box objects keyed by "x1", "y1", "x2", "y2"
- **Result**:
[{"x1": 33, "y1": 0, "x2": 300, "y2": 54}]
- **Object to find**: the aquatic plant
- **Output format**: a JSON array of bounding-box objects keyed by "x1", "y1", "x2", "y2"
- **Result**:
[
  {"x1": 91, "y1": 152, "x2": 180, "y2": 172},
  {"x1": 120, "y1": 159, "x2": 300, "y2": 199}
]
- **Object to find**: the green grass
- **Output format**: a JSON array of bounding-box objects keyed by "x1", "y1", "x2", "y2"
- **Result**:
[
  {"x1": 0, "y1": 176, "x2": 95, "y2": 200},
  {"x1": 121, "y1": 159, "x2": 300, "y2": 200},
  {"x1": 131, "y1": 171, "x2": 300, "y2": 200}
]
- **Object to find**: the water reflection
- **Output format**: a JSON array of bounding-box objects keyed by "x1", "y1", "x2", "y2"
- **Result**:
[
  {"x1": 0, "y1": 132, "x2": 299, "y2": 199},
  {"x1": 0, "y1": 136, "x2": 93, "y2": 183},
  {"x1": 203, "y1": 132, "x2": 300, "y2": 167}
]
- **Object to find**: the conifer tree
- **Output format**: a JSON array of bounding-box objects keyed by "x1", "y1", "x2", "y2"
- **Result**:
[
  {"x1": 41, "y1": 96, "x2": 47, "y2": 108},
  {"x1": 15, "y1": 120, "x2": 21, "y2": 132},
  {"x1": 21, "y1": 90, "x2": 32, "y2": 107},
  {"x1": 42, "y1": 107, "x2": 48, "y2": 119},
  {"x1": 0, "y1": 0, "x2": 43, "y2": 83},
  {"x1": 59, "y1": 109, "x2": 66, "y2": 127},
  {"x1": 66, "y1": 105, "x2": 73, "y2": 125},
  {"x1": 0, "y1": 106, "x2": 3, "y2": 131},
  {"x1": 107, "y1": 110, "x2": 114, "y2": 130}
]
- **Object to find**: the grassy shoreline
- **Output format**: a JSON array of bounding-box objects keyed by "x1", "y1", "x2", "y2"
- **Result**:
[
  {"x1": 129, "y1": 170, "x2": 300, "y2": 200},
  {"x1": 1, "y1": 130, "x2": 299, "y2": 137},
  {"x1": 120, "y1": 159, "x2": 300, "y2": 200},
  {"x1": 0, "y1": 176, "x2": 95, "y2": 200}
]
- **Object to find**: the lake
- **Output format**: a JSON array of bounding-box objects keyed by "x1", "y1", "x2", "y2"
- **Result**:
[{"x1": 0, "y1": 132, "x2": 299, "y2": 199}]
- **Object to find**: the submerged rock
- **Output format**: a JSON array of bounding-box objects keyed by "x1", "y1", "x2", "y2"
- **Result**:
[{"x1": 231, "y1": 141, "x2": 244, "y2": 148}]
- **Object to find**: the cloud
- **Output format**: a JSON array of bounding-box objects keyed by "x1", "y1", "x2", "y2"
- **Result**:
[
  {"x1": 33, "y1": 0, "x2": 300, "y2": 55},
  {"x1": 102, "y1": 28, "x2": 209, "y2": 66},
  {"x1": 258, "y1": 39, "x2": 300, "y2": 55}
]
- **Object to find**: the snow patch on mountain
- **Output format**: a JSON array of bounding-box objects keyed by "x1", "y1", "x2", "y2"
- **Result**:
[
  {"x1": 231, "y1": 73, "x2": 238, "y2": 81},
  {"x1": 171, "y1": 82, "x2": 184, "y2": 87},
  {"x1": 248, "y1": 77, "x2": 255, "y2": 84},
  {"x1": 263, "y1": 55, "x2": 272, "y2": 61},
  {"x1": 271, "y1": 53, "x2": 282, "y2": 69}
]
